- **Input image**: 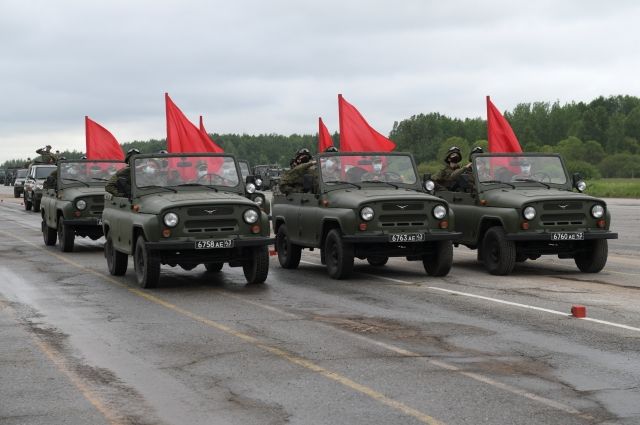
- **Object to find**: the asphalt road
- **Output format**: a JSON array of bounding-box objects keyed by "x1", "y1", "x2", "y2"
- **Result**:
[{"x1": 1, "y1": 186, "x2": 639, "y2": 425}]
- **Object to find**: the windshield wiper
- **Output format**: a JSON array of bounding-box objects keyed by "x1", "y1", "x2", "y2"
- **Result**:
[
  {"x1": 91, "y1": 177, "x2": 108, "y2": 181},
  {"x1": 137, "y1": 185, "x2": 177, "y2": 193},
  {"x1": 481, "y1": 180, "x2": 515, "y2": 189},
  {"x1": 175, "y1": 183, "x2": 219, "y2": 192},
  {"x1": 513, "y1": 178, "x2": 551, "y2": 189},
  {"x1": 361, "y1": 180, "x2": 399, "y2": 189},
  {"x1": 324, "y1": 180, "x2": 361, "y2": 189},
  {"x1": 61, "y1": 178, "x2": 90, "y2": 187}
]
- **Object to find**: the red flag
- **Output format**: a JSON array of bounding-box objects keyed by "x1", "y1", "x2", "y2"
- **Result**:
[
  {"x1": 487, "y1": 96, "x2": 522, "y2": 153},
  {"x1": 85, "y1": 116, "x2": 124, "y2": 160},
  {"x1": 165, "y1": 93, "x2": 220, "y2": 153},
  {"x1": 338, "y1": 94, "x2": 396, "y2": 152},
  {"x1": 199, "y1": 116, "x2": 224, "y2": 153},
  {"x1": 318, "y1": 117, "x2": 334, "y2": 152}
]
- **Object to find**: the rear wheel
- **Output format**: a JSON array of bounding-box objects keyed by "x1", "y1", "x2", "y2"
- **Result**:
[
  {"x1": 105, "y1": 236, "x2": 128, "y2": 276},
  {"x1": 482, "y1": 226, "x2": 516, "y2": 275},
  {"x1": 276, "y1": 224, "x2": 301, "y2": 269},
  {"x1": 204, "y1": 262, "x2": 223, "y2": 272},
  {"x1": 32, "y1": 199, "x2": 41, "y2": 212},
  {"x1": 243, "y1": 246, "x2": 269, "y2": 284},
  {"x1": 134, "y1": 235, "x2": 160, "y2": 288},
  {"x1": 14, "y1": 189, "x2": 19, "y2": 198},
  {"x1": 423, "y1": 240, "x2": 453, "y2": 276},
  {"x1": 42, "y1": 218, "x2": 57, "y2": 246},
  {"x1": 24, "y1": 193, "x2": 32, "y2": 210},
  {"x1": 324, "y1": 229, "x2": 353, "y2": 280},
  {"x1": 367, "y1": 256, "x2": 388, "y2": 266},
  {"x1": 574, "y1": 240, "x2": 608, "y2": 273},
  {"x1": 57, "y1": 217, "x2": 75, "y2": 252}
]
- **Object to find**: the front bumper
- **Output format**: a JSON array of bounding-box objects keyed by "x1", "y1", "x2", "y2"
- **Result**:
[
  {"x1": 505, "y1": 231, "x2": 618, "y2": 241},
  {"x1": 342, "y1": 231, "x2": 462, "y2": 244},
  {"x1": 145, "y1": 236, "x2": 275, "y2": 251},
  {"x1": 62, "y1": 217, "x2": 102, "y2": 227}
]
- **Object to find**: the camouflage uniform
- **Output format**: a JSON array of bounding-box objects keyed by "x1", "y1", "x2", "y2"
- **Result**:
[
  {"x1": 434, "y1": 164, "x2": 466, "y2": 190},
  {"x1": 105, "y1": 167, "x2": 131, "y2": 197},
  {"x1": 43, "y1": 169, "x2": 57, "y2": 190},
  {"x1": 35, "y1": 147, "x2": 58, "y2": 164},
  {"x1": 279, "y1": 161, "x2": 317, "y2": 193}
]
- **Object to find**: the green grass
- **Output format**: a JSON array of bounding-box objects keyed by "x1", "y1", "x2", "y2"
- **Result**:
[{"x1": 585, "y1": 178, "x2": 640, "y2": 198}]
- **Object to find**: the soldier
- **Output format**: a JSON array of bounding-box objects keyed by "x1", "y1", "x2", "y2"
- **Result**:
[
  {"x1": 280, "y1": 148, "x2": 315, "y2": 193},
  {"x1": 24, "y1": 157, "x2": 32, "y2": 168},
  {"x1": 434, "y1": 146, "x2": 469, "y2": 190},
  {"x1": 36, "y1": 145, "x2": 58, "y2": 164},
  {"x1": 43, "y1": 157, "x2": 66, "y2": 190},
  {"x1": 105, "y1": 149, "x2": 139, "y2": 198},
  {"x1": 511, "y1": 159, "x2": 533, "y2": 181}
]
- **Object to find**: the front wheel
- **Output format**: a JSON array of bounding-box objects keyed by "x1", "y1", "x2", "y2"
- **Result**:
[
  {"x1": 574, "y1": 240, "x2": 608, "y2": 273},
  {"x1": 276, "y1": 224, "x2": 301, "y2": 269},
  {"x1": 324, "y1": 229, "x2": 353, "y2": 280},
  {"x1": 57, "y1": 218, "x2": 75, "y2": 252},
  {"x1": 105, "y1": 236, "x2": 128, "y2": 276},
  {"x1": 14, "y1": 189, "x2": 19, "y2": 198},
  {"x1": 482, "y1": 226, "x2": 516, "y2": 275},
  {"x1": 134, "y1": 235, "x2": 160, "y2": 288},
  {"x1": 42, "y1": 219, "x2": 57, "y2": 246},
  {"x1": 243, "y1": 246, "x2": 269, "y2": 284},
  {"x1": 32, "y1": 199, "x2": 41, "y2": 212},
  {"x1": 24, "y1": 194, "x2": 32, "y2": 210},
  {"x1": 423, "y1": 240, "x2": 453, "y2": 276}
]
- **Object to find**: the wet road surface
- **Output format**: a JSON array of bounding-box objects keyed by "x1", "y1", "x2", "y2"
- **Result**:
[{"x1": 1, "y1": 189, "x2": 639, "y2": 425}]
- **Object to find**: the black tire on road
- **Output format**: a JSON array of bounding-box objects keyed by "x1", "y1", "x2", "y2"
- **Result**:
[
  {"x1": 205, "y1": 262, "x2": 223, "y2": 272},
  {"x1": 276, "y1": 224, "x2": 301, "y2": 269},
  {"x1": 14, "y1": 190, "x2": 19, "y2": 198},
  {"x1": 134, "y1": 235, "x2": 160, "y2": 288},
  {"x1": 105, "y1": 236, "x2": 128, "y2": 276},
  {"x1": 24, "y1": 194, "x2": 32, "y2": 210},
  {"x1": 574, "y1": 239, "x2": 608, "y2": 273},
  {"x1": 324, "y1": 229, "x2": 354, "y2": 280},
  {"x1": 32, "y1": 199, "x2": 41, "y2": 212},
  {"x1": 42, "y1": 219, "x2": 57, "y2": 246},
  {"x1": 57, "y1": 217, "x2": 75, "y2": 252},
  {"x1": 423, "y1": 240, "x2": 453, "y2": 276},
  {"x1": 367, "y1": 256, "x2": 388, "y2": 266},
  {"x1": 243, "y1": 246, "x2": 269, "y2": 284},
  {"x1": 482, "y1": 226, "x2": 516, "y2": 275}
]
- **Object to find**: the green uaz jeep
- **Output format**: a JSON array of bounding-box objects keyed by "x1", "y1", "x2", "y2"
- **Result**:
[
  {"x1": 272, "y1": 152, "x2": 461, "y2": 279},
  {"x1": 101, "y1": 153, "x2": 273, "y2": 288},
  {"x1": 41, "y1": 160, "x2": 127, "y2": 252},
  {"x1": 434, "y1": 153, "x2": 618, "y2": 275},
  {"x1": 24, "y1": 163, "x2": 57, "y2": 212}
]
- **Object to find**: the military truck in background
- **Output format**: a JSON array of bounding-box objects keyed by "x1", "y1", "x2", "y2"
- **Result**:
[
  {"x1": 13, "y1": 169, "x2": 28, "y2": 197},
  {"x1": 253, "y1": 164, "x2": 284, "y2": 190},
  {"x1": 23, "y1": 164, "x2": 57, "y2": 212}
]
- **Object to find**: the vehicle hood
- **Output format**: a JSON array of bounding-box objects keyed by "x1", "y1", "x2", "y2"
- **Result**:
[
  {"x1": 61, "y1": 186, "x2": 106, "y2": 200},
  {"x1": 482, "y1": 188, "x2": 605, "y2": 208},
  {"x1": 136, "y1": 191, "x2": 254, "y2": 214},
  {"x1": 327, "y1": 188, "x2": 442, "y2": 208}
]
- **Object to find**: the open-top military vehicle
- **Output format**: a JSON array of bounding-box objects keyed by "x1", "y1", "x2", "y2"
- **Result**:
[
  {"x1": 24, "y1": 163, "x2": 57, "y2": 212},
  {"x1": 272, "y1": 152, "x2": 461, "y2": 279},
  {"x1": 433, "y1": 153, "x2": 618, "y2": 275},
  {"x1": 40, "y1": 160, "x2": 126, "y2": 252},
  {"x1": 13, "y1": 168, "x2": 28, "y2": 198},
  {"x1": 101, "y1": 153, "x2": 273, "y2": 288},
  {"x1": 253, "y1": 164, "x2": 283, "y2": 190}
]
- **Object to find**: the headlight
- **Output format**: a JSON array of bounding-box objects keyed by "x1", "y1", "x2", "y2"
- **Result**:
[
  {"x1": 576, "y1": 180, "x2": 587, "y2": 192},
  {"x1": 523, "y1": 206, "x2": 536, "y2": 220},
  {"x1": 163, "y1": 212, "x2": 179, "y2": 227},
  {"x1": 243, "y1": 209, "x2": 259, "y2": 224},
  {"x1": 255, "y1": 178, "x2": 263, "y2": 187},
  {"x1": 360, "y1": 206, "x2": 374, "y2": 221},
  {"x1": 36, "y1": 183, "x2": 43, "y2": 190},
  {"x1": 432, "y1": 205, "x2": 447, "y2": 219},
  {"x1": 246, "y1": 182, "x2": 256, "y2": 194},
  {"x1": 253, "y1": 195, "x2": 264, "y2": 206},
  {"x1": 75, "y1": 199, "x2": 87, "y2": 210},
  {"x1": 591, "y1": 204, "x2": 604, "y2": 218},
  {"x1": 424, "y1": 180, "x2": 435, "y2": 191}
]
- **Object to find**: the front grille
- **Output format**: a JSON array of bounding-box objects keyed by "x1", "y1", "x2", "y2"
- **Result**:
[
  {"x1": 379, "y1": 214, "x2": 427, "y2": 227},
  {"x1": 381, "y1": 203, "x2": 424, "y2": 211},
  {"x1": 540, "y1": 213, "x2": 586, "y2": 226},
  {"x1": 543, "y1": 201, "x2": 583, "y2": 211},
  {"x1": 184, "y1": 219, "x2": 238, "y2": 233},
  {"x1": 187, "y1": 206, "x2": 234, "y2": 216}
]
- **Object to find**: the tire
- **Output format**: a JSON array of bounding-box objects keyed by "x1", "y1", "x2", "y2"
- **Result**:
[
  {"x1": 205, "y1": 262, "x2": 223, "y2": 272},
  {"x1": 57, "y1": 217, "x2": 75, "y2": 252},
  {"x1": 423, "y1": 240, "x2": 453, "y2": 276},
  {"x1": 33, "y1": 199, "x2": 41, "y2": 212},
  {"x1": 42, "y1": 219, "x2": 57, "y2": 246},
  {"x1": 24, "y1": 194, "x2": 32, "y2": 210},
  {"x1": 574, "y1": 239, "x2": 608, "y2": 273},
  {"x1": 367, "y1": 256, "x2": 388, "y2": 266},
  {"x1": 482, "y1": 226, "x2": 516, "y2": 275},
  {"x1": 324, "y1": 229, "x2": 353, "y2": 280},
  {"x1": 243, "y1": 246, "x2": 269, "y2": 284},
  {"x1": 276, "y1": 224, "x2": 301, "y2": 269},
  {"x1": 134, "y1": 235, "x2": 160, "y2": 288},
  {"x1": 14, "y1": 189, "x2": 19, "y2": 198},
  {"x1": 105, "y1": 236, "x2": 128, "y2": 276}
]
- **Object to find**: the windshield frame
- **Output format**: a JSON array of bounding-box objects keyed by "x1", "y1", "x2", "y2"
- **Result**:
[
  {"x1": 317, "y1": 152, "x2": 421, "y2": 192},
  {"x1": 57, "y1": 160, "x2": 126, "y2": 188},
  {"x1": 32, "y1": 165, "x2": 57, "y2": 179},
  {"x1": 131, "y1": 153, "x2": 244, "y2": 198}
]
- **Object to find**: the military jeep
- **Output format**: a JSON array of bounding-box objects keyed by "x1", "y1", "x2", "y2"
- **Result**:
[
  {"x1": 434, "y1": 153, "x2": 618, "y2": 275},
  {"x1": 23, "y1": 164, "x2": 57, "y2": 212},
  {"x1": 101, "y1": 153, "x2": 273, "y2": 288},
  {"x1": 40, "y1": 160, "x2": 126, "y2": 252},
  {"x1": 272, "y1": 152, "x2": 461, "y2": 279}
]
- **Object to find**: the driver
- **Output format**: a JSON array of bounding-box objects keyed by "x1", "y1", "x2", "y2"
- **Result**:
[
  {"x1": 512, "y1": 159, "x2": 533, "y2": 181},
  {"x1": 136, "y1": 159, "x2": 163, "y2": 187},
  {"x1": 105, "y1": 148, "x2": 140, "y2": 197},
  {"x1": 321, "y1": 156, "x2": 341, "y2": 181},
  {"x1": 361, "y1": 157, "x2": 402, "y2": 183}
]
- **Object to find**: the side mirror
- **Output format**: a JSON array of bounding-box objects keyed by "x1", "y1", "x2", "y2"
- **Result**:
[
  {"x1": 572, "y1": 173, "x2": 586, "y2": 192},
  {"x1": 302, "y1": 174, "x2": 313, "y2": 193},
  {"x1": 423, "y1": 173, "x2": 435, "y2": 193}
]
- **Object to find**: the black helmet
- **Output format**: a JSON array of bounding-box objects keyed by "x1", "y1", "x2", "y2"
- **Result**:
[
  {"x1": 445, "y1": 146, "x2": 462, "y2": 163},
  {"x1": 80, "y1": 155, "x2": 87, "y2": 160},
  {"x1": 469, "y1": 146, "x2": 483, "y2": 162},
  {"x1": 158, "y1": 150, "x2": 168, "y2": 154},
  {"x1": 125, "y1": 148, "x2": 140, "y2": 164},
  {"x1": 324, "y1": 146, "x2": 339, "y2": 153},
  {"x1": 296, "y1": 148, "x2": 311, "y2": 157}
]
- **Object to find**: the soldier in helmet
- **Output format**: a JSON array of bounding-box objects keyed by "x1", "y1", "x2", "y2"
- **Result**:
[
  {"x1": 43, "y1": 156, "x2": 66, "y2": 190},
  {"x1": 434, "y1": 146, "x2": 470, "y2": 191},
  {"x1": 36, "y1": 145, "x2": 58, "y2": 164},
  {"x1": 105, "y1": 148, "x2": 140, "y2": 197},
  {"x1": 280, "y1": 148, "x2": 316, "y2": 193},
  {"x1": 324, "y1": 146, "x2": 339, "y2": 153}
]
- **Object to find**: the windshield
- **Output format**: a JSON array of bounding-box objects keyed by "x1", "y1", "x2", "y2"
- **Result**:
[
  {"x1": 474, "y1": 155, "x2": 567, "y2": 185},
  {"x1": 239, "y1": 162, "x2": 250, "y2": 180},
  {"x1": 17, "y1": 169, "x2": 28, "y2": 178},
  {"x1": 60, "y1": 161, "x2": 126, "y2": 184},
  {"x1": 134, "y1": 155, "x2": 240, "y2": 189},
  {"x1": 320, "y1": 154, "x2": 417, "y2": 185},
  {"x1": 35, "y1": 166, "x2": 56, "y2": 179}
]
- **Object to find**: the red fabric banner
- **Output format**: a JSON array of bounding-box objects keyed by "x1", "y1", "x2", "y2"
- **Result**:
[
  {"x1": 165, "y1": 93, "x2": 221, "y2": 153},
  {"x1": 199, "y1": 116, "x2": 224, "y2": 153},
  {"x1": 318, "y1": 117, "x2": 334, "y2": 152},
  {"x1": 338, "y1": 94, "x2": 396, "y2": 152},
  {"x1": 85, "y1": 116, "x2": 124, "y2": 160},
  {"x1": 487, "y1": 96, "x2": 522, "y2": 153}
]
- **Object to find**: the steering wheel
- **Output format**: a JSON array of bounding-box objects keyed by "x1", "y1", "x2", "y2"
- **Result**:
[
  {"x1": 531, "y1": 172, "x2": 551, "y2": 182},
  {"x1": 383, "y1": 172, "x2": 403, "y2": 183},
  {"x1": 197, "y1": 172, "x2": 226, "y2": 185}
]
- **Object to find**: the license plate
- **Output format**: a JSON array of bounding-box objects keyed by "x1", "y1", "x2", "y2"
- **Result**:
[
  {"x1": 195, "y1": 239, "x2": 234, "y2": 249},
  {"x1": 96, "y1": 218, "x2": 103, "y2": 225},
  {"x1": 389, "y1": 233, "x2": 425, "y2": 243},
  {"x1": 551, "y1": 232, "x2": 584, "y2": 241}
]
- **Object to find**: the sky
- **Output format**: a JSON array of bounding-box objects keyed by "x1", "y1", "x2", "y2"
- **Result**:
[{"x1": 1, "y1": 0, "x2": 640, "y2": 162}]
